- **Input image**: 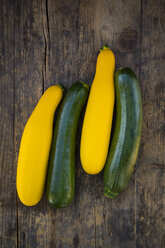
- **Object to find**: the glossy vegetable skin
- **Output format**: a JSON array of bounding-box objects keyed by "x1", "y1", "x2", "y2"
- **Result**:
[
  {"x1": 46, "y1": 82, "x2": 89, "y2": 208},
  {"x1": 80, "y1": 46, "x2": 115, "y2": 174},
  {"x1": 103, "y1": 68, "x2": 142, "y2": 198},
  {"x1": 16, "y1": 85, "x2": 64, "y2": 206}
]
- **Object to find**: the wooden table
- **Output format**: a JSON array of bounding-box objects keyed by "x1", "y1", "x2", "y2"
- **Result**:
[{"x1": 0, "y1": 0, "x2": 164, "y2": 247}]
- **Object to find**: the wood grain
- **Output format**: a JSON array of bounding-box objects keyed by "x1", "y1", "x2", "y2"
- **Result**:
[
  {"x1": 0, "y1": 1, "x2": 17, "y2": 247},
  {"x1": 136, "y1": 0, "x2": 165, "y2": 247},
  {"x1": 0, "y1": 0, "x2": 164, "y2": 247},
  {"x1": 13, "y1": 0, "x2": 48, "y2": 247}
]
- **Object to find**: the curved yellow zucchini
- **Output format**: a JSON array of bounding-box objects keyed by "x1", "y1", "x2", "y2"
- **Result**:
[
  {"x1": 16, "y1": 85, "x2": 64, "y2": 206},
  {"x1": 80, "y1": 46, "x2": 115, "y2": 174}
]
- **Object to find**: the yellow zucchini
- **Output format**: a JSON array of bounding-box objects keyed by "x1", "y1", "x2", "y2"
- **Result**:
[
  {"x1": 16, "y1": 85, "x2": 64, "y2": 206},
  {"x1": 80, "y1": 46, "x2": 115, "y2": 174}
]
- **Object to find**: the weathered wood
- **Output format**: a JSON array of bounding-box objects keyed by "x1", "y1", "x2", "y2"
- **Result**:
[
  {"x1": 0, "y1": 1, "x2": 17, "y2": 247},
  {"x1": 90, "y1": 1, "x2": 141, "y2": 248},
  {"x1": 136, "y1": 0, "x2": 165, "y2": 247},
  {"x1": 0, "y1": 0, "x2": 165, "y2": 247},
  {"x1": 44, "y1": 1, "x2": 92, "y2": 247},
  {"x1": 13, "y1": 0, "x2": 49, "y2": 247}
]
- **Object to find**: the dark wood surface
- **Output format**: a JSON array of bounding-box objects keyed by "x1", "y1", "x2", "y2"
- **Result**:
[{"x1": 0, "y1": 0, "x2": 164, "y2": 247}]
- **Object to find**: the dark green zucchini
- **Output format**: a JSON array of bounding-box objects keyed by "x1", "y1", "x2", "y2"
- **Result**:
[
  {"x1": 46, "y1": 82, "x2": 89, "y2": 208},
  {"x1": 103, "y1": 67, "x2": 142, "y2": 198}
]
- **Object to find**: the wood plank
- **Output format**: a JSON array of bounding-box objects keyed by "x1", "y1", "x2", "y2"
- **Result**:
[
  {"x1": 43, "y1": 1, "x2": 88, "y2": 247},
  {"x1": 89, "y1": 0, "x2": 141, "y2": 247},
  {"x1": 136, "y1": 0, "x2": 165, "y2": 247},
  {"x1": 13, "y1": 0, "x2": 50, "y2": 247},
  {"x1": 0, "y1": 1, "x2": 17, "y2": 247}
]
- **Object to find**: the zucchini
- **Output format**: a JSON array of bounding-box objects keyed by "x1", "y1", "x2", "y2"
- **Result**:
[
  {"x1": 80, "y1": 46, "x2": 115, "y2": 174},
  {"x1": 46, "y1": 82, "x2": 89, "y2": 208},
  {"x1": 16, "y1": 85, "x2": 64, "y2": 206},
  {"x1": 103, "y1": 67, "x2": 142, "y2": 198}
]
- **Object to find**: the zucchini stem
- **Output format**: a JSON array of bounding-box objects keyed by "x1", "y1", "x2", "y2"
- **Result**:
[
  {"x1": 57, "y1": 83, "x2": 65, "y2": 91},
  {"x1": 100, "y1": 45, "x2": 110, "y2": 52},
  {"x1": 79, "y1": 81, "x2": 90, "y2": 90}
]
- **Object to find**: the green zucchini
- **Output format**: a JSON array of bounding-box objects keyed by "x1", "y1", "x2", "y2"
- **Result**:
[
  {"x1": 103, "y1": 67, "x2": 142, "y2": 198},
  {"x1": 46, "y1": 82, "x2": 89, "y2": 208}
]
